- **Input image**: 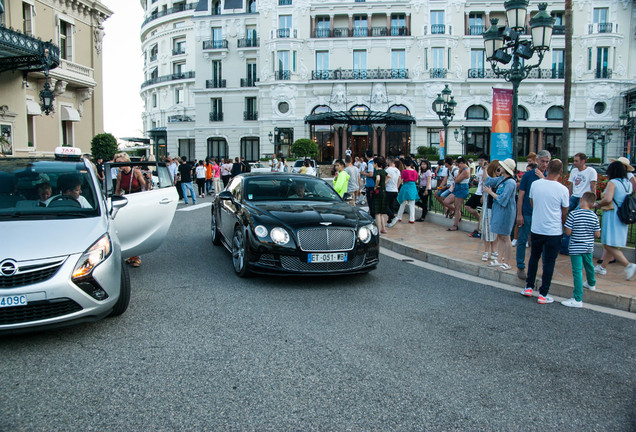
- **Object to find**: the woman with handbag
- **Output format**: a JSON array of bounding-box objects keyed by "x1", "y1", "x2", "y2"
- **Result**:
[
  {"x1": 592, "y1": 161, "x2": 636, "y2": 280},
  {"x1": 371, "y1": 157, "x2": 389, "y2": 234}
]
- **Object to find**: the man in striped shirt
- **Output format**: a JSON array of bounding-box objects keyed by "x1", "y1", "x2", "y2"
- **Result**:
[{"x1": 562, "y1": 192, "x2": 601, "y2": 308}]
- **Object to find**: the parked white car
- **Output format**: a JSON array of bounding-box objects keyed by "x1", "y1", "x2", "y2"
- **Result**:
[
  {"x1": 248, "y1": 162, "x2": 272, "y2": 173},
  {"x1": 0, "y1": 148, "x2": 178, "y2": 334}
]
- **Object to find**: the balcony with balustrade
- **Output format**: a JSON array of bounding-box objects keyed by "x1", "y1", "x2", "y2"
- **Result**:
[
  {"x1": 240, "y1": 78, "x2": 259, "y2": 87},
  {"x1": 206, "y1": 79, "x2": 226, "y2": 89},
  {"x1": 311, "y1": 68, "x2": 408, "y2": 80},
  {"x1": 209, "y1": 112, "x2": 224, "y2": 122},
  {"x1": 429, "y1": 68, "x2": 447, "y2": 79},
  {"x1": 203, "y1": 39, "x2": 229, "y2": 50},
  {"x1": 244, "y1": 111, "x2": 258, "y2": 121},
  {"x1": 275, "y1": 70, "x2": 291, "y2": 80},
  {"x1": 467, "y1": 68, "x2": 565, "y2": 79},
  {"x1": 595, "y1": 68, "x2": 613, "y2": 79},
  {"x1": 589, "y1": 23, "x2": 616, "y2": 34},
  {"x1": 141, "y1": 71, "x2": 195, "y2": 88},
  {"x1": 311, "y1": 26, "x2": 410, "y2": 39},
  {"x1": 238, "y1": 37, "x2": 259, "y2": 48},
  {"x1": 467, "y1": 25, "x2": 486, "y2": 36},
  {"x1": 142, "y1": 2, "x2": 198, "y2": 28}
]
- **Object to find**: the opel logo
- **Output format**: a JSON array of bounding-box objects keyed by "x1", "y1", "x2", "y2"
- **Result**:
[{"x1": 0, "y1": 260, "x2": 18, "y2": 277}]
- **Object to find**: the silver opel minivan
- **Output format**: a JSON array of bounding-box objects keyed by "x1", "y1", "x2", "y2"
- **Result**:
[{"x1": 0, "y1": 148, "x2": 178, "y2": 334}]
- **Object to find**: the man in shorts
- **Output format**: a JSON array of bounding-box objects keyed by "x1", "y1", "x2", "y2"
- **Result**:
[{"x1": 465, "y1": 154, "x2": 488, "y2": 238}]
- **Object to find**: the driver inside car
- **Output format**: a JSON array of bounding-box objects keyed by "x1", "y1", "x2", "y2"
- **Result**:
[
  {"x1": 46, "y1": 174, "x2": 92, "y2": 208},
  {"x1": 289, "y1": 181, "x2": 308, "y2": 199}
]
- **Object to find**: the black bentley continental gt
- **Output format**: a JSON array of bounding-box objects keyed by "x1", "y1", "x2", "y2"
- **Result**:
[{"x1": 210, "y1": 173, "x2": 379, "y2": 277}]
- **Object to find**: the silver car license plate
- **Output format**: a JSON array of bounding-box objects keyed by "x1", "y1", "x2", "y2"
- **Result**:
[
  {"x1": 0, "y1": 295, "x2": 27, "y2": 308},
  {"x1": 308, "y1": 253, "x2": 348, "y2": 263}
]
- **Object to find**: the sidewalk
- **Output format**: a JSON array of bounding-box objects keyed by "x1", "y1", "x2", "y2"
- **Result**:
[{"x1": 380, "y1": 212, "x2": 636, "y2": 313}]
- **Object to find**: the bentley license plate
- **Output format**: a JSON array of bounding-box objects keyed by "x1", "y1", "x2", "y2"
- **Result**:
[
  {"x1": 0, "y1": 295, "x2": 27, "y2": 308},
  {"x1": 308, "y1": 253, "x2": 348, "y2": 263}
]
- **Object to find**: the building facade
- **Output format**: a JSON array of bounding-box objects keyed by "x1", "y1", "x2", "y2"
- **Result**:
[
  {"x1": 0, "y1": 0, "x2": 112, "y2": 156},
  {"x1": 139, "y1": 0, "x2": 636, "y2": 163}
]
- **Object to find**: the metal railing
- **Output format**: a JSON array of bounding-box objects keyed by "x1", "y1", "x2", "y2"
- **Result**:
[
  {"x1": 595, "y1": 68, "x2": 613, "y2": 79},
  {"x1": 244, "y1": 111, "x2": 258, "y2": 121},
  {"x1": 431, "y1": 24, "x2": 446, "y2": 34},
  {"x1": 275, "y1": 70, "x2": 291, "y2": 80},
  {"x1": 279, "y1": 0, "x2": 292, "y2": 4},
  {"x1": 142, "y1": 3, "x2": 198, "y2": 27},
  {"x1": 240, "y1": 78, "x2": 259, "y2": 87},
  {"x1": 553, "y1": 25, "x2": 565, "y2": 35},
  {"x1": 141, "y1": 71, "x2": 195, "y2": 88},
  {"x1": 429, "y1": 68, "x2": 447, "y2": 78},
  {"x1": 202, "y1": 39, "x2": 228, "y2": 49},
  {"x1": 209, "y1": 112, "x2": 223, "y2": 122},
  {"x1": 172, "y1": 47, "x2": 185, "y2": 55},
  {"x1": 206, "y1": 79, "x2": 226, "y2": 88},
  {"x1": 168, "y1": 115, "x2": 193, "y2": 122},
  {"x1": 237, "y1": 37, "x2": 259, "y2": 48},
  {"x1": 312, "y1": 26, "x2": 410, "y2": 38},
  {"x1": 589, "y1": 22, "x2": 614, "y2": 34},
  {"x1": 311, "y1": 68, "x2": 408, "y2": 80},
  {"x1": 468, "y1": 25, "x2": 486, "y2": 35},
  {"x1": 526, "y1": 68, "x2": 565, "y2": 79},
  {"x1": 467, "y1": 68, "x2": 497, "y2": 79}
]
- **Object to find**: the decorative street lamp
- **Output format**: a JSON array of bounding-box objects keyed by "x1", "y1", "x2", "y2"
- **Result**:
[
  {"x1": 588, "y1": 127, "x2": 612, "y2": 163},
  {"x1": 433, "y1": 84, "x2": 457, "y2": 158},
  {"x1": 454, "y1": 126, "x2": 473, "y2": 155},
  {"x1": 483, "y1": 1, "x2": 554, "y2": 164},
  {"x1": 39, "y1": 48, "x2": 55, "y2": 115}
]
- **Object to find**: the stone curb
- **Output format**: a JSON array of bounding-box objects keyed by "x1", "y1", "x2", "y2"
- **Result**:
[{"x1": 380, "y1": 237, "x2": 635, "y2": 314}]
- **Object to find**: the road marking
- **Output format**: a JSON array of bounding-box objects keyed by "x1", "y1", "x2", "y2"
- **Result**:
[
  {"x1": 177, "y1": 202, "x2": 212, "y2": 212},
  {"x1": 380, "y1": 247, "x2": 636, "y2": 320}
]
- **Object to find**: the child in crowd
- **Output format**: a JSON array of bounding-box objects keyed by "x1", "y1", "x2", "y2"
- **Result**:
[
  {"x1": 37, "y1": 182, "x2": 52, "y2": 206},
  {"x1": 562, "y1": 191, "x2": 601, "y2": 308}
]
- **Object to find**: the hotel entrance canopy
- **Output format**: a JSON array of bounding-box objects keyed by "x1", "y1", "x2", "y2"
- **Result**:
[{"x1": 305, "y1": 110, "x2": 415, "y2": 126}]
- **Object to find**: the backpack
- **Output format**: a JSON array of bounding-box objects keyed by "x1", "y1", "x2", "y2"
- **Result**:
[{"x1": 614, "y1": 180, "x2": 636, "y2": 224}]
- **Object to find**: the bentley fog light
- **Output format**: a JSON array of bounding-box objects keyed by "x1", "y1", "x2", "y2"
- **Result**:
[
  {"x1": 270, "y1": 227, "x2": 290, "y2": 245},
  {"x1": 254, "y1": 225, "x2": 268, "y2": 238}
]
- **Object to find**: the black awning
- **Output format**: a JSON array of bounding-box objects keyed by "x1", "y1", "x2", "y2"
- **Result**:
[
  {"x1": 0, "y1": 26, "x2": 60, "y2": 73},
  {"x1": 305, "y1": 110, "x2": 415, "y2": 126}
]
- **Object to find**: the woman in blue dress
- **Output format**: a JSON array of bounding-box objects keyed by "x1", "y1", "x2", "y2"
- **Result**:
[
  {"x1": 593, "y1": 161, "x2": 636, "y2": 280},
  {"x1": 482, "y1": 158, "x2": 517, "y2": 271}
]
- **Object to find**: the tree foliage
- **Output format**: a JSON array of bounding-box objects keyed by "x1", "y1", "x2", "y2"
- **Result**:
[
  {"x1": 90, "y1": 133, "x2": 119, "y2": 161},
  {"x1": 291, "y1": 138, "x2": 318, "y2": 158}
]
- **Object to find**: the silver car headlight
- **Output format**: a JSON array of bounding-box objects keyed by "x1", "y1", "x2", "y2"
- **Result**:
[
  {"x1": 358, "y1": 224, "x2": 378, "y2": 243},
  {"x1": 270, "y1": 227, "x2": 290, "y2": 245},
  {"x1": 254, "y1": 225, "x2": 268, "y2": 238},
  {"x1": 72, "y1": 234, "x2": 112, "y2": 280}
]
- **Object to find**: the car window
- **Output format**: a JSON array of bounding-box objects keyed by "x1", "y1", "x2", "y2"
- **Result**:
[
  {"x1": 244, "y1": 177, "x2": 340, "y2": 202},
  {"x1": 0, "y1": 159, "x2": 99, "y2": 219},
  {"x1": 227, "y1": 176, "x2": 242, "y2": 201}
]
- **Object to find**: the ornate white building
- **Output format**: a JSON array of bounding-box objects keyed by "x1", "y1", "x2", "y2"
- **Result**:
[{"x1": 139, "y1": 0, "x2": 636, "y2": 163}]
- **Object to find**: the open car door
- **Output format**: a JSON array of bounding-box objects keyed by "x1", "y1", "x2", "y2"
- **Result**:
[{"x1": 106, "y1": 161, "x2": 178, "y2": 257}]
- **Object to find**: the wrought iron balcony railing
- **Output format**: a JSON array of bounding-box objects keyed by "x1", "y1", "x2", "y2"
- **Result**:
[
  {"x1": 237, "y1": 37, "x2": 259, "y2": 48},
  {"x1": 526, "y1": 68, "x2": 565, "y2": 79},
  {"x1": 431, "y1": 24, "x2": 446, "y2": 35},
  {"x1": 312, "y1": 26, "x2": 410, "y2": 38},
  {"x1": 202, "y1": 39, "x2": 228, "y2": 49},
  {"x1": 275, "y1": 70, "x2": 291, "y2": 80},
  {"x1": 279, "y1": 0, "x2": 292, "y2": 5},
  {"x1": 467, "y1": 68, "x2": 496, "y2": 79},
  {"x1": 589, "y1": 22, "x2": 614, "y2": 34},
  {"x1": 244, "y1": 111, "x2": 258, "y2": 121},
  {"x1": 0, "y1": 25, "x2": 60, "y2": 73},
  {"x1": 240, "y1": 78, "x2": 259, "y2": 87},
  {"x1": 209, "y1": 112, "x2": 224, "y2": 122},
  {"x1": 595, "y1": 68, "x2": 613, "y2": 79},
  {"x1": 206, "y1": 79, "x2": 226, "y2": 88},
  {"x1": 314, "y1": 28, "x2": 331, "y2": 38},
  {"x1": 172, "y1": 47, "x2": 186, "y2": 55},
  {"x1": 311, "y1": 68, "x2": 409, "y2": 80},
  {"x1": 333, "y1": 28, "x2": 350, "y2": 38},
  {"x1": 168, "y1": 115, "x2": 194, "y2": 122},
  {"x1": 352, "y1": 27, "x2": 368, "y2": 37},
  {"x1": 141, "y1": 71, "x2": 195, "y2": 88},
  {"x1": 553, "y1": 25, "x2": 565, "y2": 35},
  {"x1": 468, "y1": 25, "x2": 486, "y2": 35},
  {"x1": 142, "y1": 2, "x2": 197, "y2": 27},
  {"x1": 429, "y1": 68, "x2": 447, "y2": 78}
]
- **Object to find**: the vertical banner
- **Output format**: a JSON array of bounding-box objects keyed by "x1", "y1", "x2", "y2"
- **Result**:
[
  {"x1": 627, "y1": 138, "x2": 632, "y2": 162},
  {"x1": 490, "y1": 88, "x2": 513, "y2": 161},
  {"x1": 438, "y1": 129, "x2": 445, "y2": 159}
]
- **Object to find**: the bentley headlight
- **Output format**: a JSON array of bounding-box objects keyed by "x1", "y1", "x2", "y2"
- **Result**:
[
  {"x1": 358, "y1": 226, "x2": 371, "y2": 243},
  {"x1": 270, "y1": 227, "x2": 290, "y2": 245},
  {"x1": 368, "y1": 223, "x2": 379, "y2": 236},
  {"x1": 72, "y1": 234, "x2": 112, "y2": 280},
  {"x1": 254, "y1": 225, "x2": 268, "y2": 238}
]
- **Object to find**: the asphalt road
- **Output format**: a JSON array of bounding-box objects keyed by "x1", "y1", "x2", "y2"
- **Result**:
[{"x1": 1, "y1": 203, "x2": 635, "y2": 431}]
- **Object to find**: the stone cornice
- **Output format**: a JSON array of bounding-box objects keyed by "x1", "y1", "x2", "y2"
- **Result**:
[{"x1": 45, "y1": 0, "x2": 114, "y2": 27}]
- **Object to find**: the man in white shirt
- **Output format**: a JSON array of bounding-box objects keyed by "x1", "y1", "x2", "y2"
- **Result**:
[
  {"x1": 522, "y1": 159, "x2": 570, "y2": 305},
  {"x1": 568, "y1": 152, "x2": 597, "y2": 210},
  {"x1": 465, "y1": 153, "x2": 488, "y2": 237},
  {"x1": 344, "y1": 155, "x2": 360, "y2": 205}
]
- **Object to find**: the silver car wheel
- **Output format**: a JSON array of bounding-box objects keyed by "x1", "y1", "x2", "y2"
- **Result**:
[{"x1": 232, "y1": 228, "x2": 245, "y2": 273}]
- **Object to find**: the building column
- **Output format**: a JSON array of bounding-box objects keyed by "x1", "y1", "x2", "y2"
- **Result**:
[
  {"x1": 372, "y1": 127, "x2": 379, "y2": 155},
  {"x1": 406, "y1": 13, "x2": 411, "y2": 36},
  {"x1": 380, "y1": 127, "x2": 387, "y2": 156},
  {"x1": 311, "y1": 16, "x2": 316, "y2": 37},
  {"x1": 485, "y1": 12, "x2": 490, "y2": 28},
  {"x1": 367, "y1": 14, "x2": 372, "y2": 35},
  {"x1": 334, "y1": 127, "x2": 340, "y2": 160},
  {"x1": 529, "y1": 128, "x2": 536, "y2": 153},
  {"x1": 330, "y1": 14, "x2": 334, "y2": 34},
  {"x1": 386, "y1": 13, "x2": 391, "y2": 31},
  {"x1": 348, "y1": 14, "x2": 353, "y2": 35},
  {"x1": 465, "y1": 12, "x2": 469, "y2": 35},
  {"x1": 537, "y1": 128, "x2": 544, "y2": 151}
]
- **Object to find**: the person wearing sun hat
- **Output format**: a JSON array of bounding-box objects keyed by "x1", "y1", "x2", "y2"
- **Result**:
[
  {"x1": 482, "y1": 158, "x2": 517, "y2": 271},
  {"x1": 610, "y1": 156, "x2": 636, "y2": 191},
  {"x1": 522, "y1": 159, "x2": 570, "y2": 304}
]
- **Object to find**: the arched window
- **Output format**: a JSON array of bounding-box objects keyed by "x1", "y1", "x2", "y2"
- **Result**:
[
  {"x1": 518, "y1": 105, "x2": 529, "y2": 121},
  {"x1": 389, "y1": 104, "x2": 410, "y2": 116},
  {"x1": 465, "y1": 105, "x2": 489, "y2": 120},
  {"x1": 546, "y1": 106, "x2": 564, "y2": 120},
  {"x1": 350, "y1": 104, "x2": 370, "y2": 112},
  {"x1": 207, "y1": 137, "x2": 228, "y2": 161},
  {"x1": 312, "y1": 105, "x2": 332, "y2": 114}
]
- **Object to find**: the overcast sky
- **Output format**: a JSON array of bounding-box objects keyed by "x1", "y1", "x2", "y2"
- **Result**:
[{"x1": 102, "y1": 0, "x2": 144, "y2": 140}]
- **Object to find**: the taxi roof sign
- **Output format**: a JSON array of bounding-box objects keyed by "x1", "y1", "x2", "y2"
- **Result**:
[{"x1": 54, "y1": 146, "x2": 83, "y2": 160}]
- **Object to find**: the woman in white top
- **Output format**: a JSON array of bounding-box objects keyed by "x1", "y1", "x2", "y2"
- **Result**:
[{"x1": 195, "y1": 160, "x2": 207, "y2": 198}]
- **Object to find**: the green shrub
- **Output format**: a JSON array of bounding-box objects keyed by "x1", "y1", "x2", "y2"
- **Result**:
[
  {"x1": 90, "y1": 133, "x2": 118, "y2": 161},
  {"x1": 291, "y1": 138, "x2": 318, "y2": 158}
]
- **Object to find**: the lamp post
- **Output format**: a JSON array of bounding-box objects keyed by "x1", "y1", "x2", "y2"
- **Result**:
[
  {"x1": 620, "y1": 102, "x2": 636, "y2": 162},
  {"x1": 454, "y1": 126, "x2": 473, "y2": 155},
  {"x1": 39, "y1": 48, "x2": 55, "y2": 115},
  {"x1": 483, "y1": 1, "x2": 554, "y2": 164},
  {"x1": 588, "y1": 127, "x2": 612, "y2": 163},
  {"x1": 433, "y1": 84, "x2": 457, "y2": 158}
]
